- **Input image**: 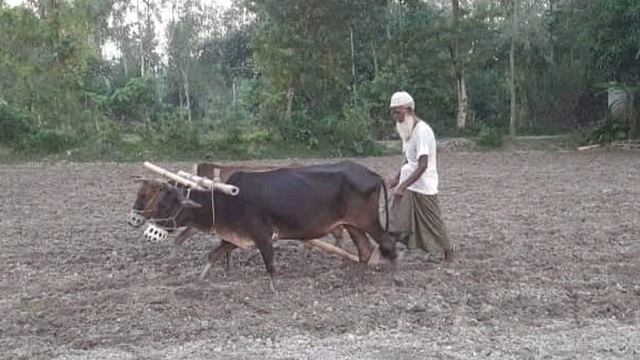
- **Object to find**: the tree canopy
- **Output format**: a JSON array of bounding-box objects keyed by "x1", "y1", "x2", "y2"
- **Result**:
[{"x1": 0, "y1": 0, "x2": 638, "y2": 159}]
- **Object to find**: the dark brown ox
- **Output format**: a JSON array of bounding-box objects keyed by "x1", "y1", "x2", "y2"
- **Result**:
[
  {"x1": 194, "y1": 161, "x2": 346, "y2": 248},
  {"x1": 126, "y1": 162, "x2": 346, "y2": 264},
  {"x1": 147, "y1": 160, "x2": 398, "y2": 292}
]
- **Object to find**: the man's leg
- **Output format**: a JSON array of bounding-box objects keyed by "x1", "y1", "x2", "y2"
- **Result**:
[{"x1": 410, "y1": 192, "x2": 454, "y2": 261}]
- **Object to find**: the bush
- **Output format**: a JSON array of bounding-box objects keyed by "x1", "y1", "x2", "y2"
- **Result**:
[
  {"x1": 583, "y1": 115, "x2": 629, "y2": 145},
  {"x1": 98, "y1": 121, "x2": 124, "y2": 146},
  {"x1": 278, "y1": 111, "x2": 320, "y2": 148},
  {"x1": 156, "y1": 120, "x2": 202, "y2": 153},
  {"x1": 330, "y1": 104, "x2": 382, "y2": 156},
  {"x1": 19, "y1": 129, "x2": 80, "y2": 154},
  {"x1": 277, "y1": 104, "x2": 383, "y2": 157},
  {"x1": 0, "y1": 99, "x2": 33, "y2": 147},
  {"x1": 475, "y1": 124, "x2": 505, "y2": 148},
  {"x1": 207, "y1": 124, "x2": 276, "y2": 159}
]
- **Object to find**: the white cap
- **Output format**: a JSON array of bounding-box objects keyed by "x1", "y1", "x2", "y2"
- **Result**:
[{"x1": 389, "y1": 91, "x2": 414, "y2": 109}]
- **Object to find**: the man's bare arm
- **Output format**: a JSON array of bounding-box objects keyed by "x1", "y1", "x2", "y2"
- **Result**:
[{"x1": 387, "y1": 158, "x2": 407, "y2": 188}]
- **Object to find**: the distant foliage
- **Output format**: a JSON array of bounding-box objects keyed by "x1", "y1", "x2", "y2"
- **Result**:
[
  {"x1": 109, "y1": 77, "x2": 157, "y2": 123},
  {"x1": 584, "y1": 115, "x2": 630, "y2": 145},
  {"x1": 0, "y1": 99, "x2": 32, "y2": 148},
  {"x1": 1, "y1": 0, "x2": 639, "y2": 160},
  {"x1": 276, "y1": 104, "x2": 382, "y2": 156},
  {"x1": 475, "y1": 124, "x2": 505, "y2": 149},
  {"x1": 332, "y1": 104, "x2": 383, "y2": 156},
  {"x1": 20, "y1": 130, "x2": 80, "y2": 154},
  {"x1": 1, "y1": 98, "x2": 80, "y2": 154}
]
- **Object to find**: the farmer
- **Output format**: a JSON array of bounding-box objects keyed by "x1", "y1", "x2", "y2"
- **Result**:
[{"x1": 386, "y1": 91, "x2": 454, "y2": 262}]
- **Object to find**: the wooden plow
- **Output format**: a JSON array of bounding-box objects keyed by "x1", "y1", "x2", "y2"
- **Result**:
[
  {"x1": 142, "y1": 161, "x2": 359, "y2": 262},
  {"x1": 577, "y1": 140, "x2": 640, "y2": 151}
]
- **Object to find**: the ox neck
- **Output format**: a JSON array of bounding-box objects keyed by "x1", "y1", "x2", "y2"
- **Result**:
[
  {"x1": 180, "y1": 187, "x2": 217, "y2": 200},
  {"x1": 179, "y1": 187, "x2": 219, "y2": 212}
]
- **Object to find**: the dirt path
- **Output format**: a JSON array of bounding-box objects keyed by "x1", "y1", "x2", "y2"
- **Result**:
[{"x1": 1, "y1": 150, "x2": 639, "y2": 359}]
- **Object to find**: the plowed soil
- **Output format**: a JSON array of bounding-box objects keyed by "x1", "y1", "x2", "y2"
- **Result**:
[{"x1": 1, "y1": 150, "x2": 639, "y2": 359}]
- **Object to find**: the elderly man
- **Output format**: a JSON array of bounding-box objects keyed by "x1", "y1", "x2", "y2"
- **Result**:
[{"x1": 386, "y1": 91, "x2": 454, "y2": 262}]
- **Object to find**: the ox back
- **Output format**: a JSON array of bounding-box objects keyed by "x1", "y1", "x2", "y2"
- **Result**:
[{"x1": 195, "y1": 161, "x2": 302, "y2": 183}]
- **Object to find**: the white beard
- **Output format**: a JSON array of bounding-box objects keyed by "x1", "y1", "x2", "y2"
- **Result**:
[{"x1": 396, "y1": 114, "x2": 416, "y2": 144}]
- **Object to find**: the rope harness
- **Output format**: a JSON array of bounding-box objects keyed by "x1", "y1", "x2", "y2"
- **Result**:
[
  {"x1": 143, "y1": 188, "x2": 191, "y2": 242},
  {"x1": 142, "y1": 168, "x2": 222, "y2": 242},
  {"x1": 210, "y1": 168, "x2": 220, "y2": 231},
  {"x1": 126, "y1": 187, "x2": 163, "y2": 227}
]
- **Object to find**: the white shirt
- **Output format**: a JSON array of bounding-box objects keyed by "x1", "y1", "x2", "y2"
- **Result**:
[{"x1": 399, "y1": 120, "x2": 439, "y2": 195}]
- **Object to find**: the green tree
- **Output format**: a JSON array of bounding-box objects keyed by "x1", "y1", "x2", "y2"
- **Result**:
[{"x1": 583, "y1": 0, "x2": 640, "y2": 139}]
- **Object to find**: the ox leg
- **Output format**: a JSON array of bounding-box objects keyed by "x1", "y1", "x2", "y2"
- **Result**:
[
  {"x1": 224, "y1": 251, "x2": 232, "y2": 274},
  {"x1": 343, "y1": 225, "x2": 374, "y2": 281},
  {"x1": 363, "y1": 226, "x2": 400, "y2": 282},
  {"x1": 258, "y1": 242, "x2": 278, "y2": 293},
  {"x1": 329, "y1": 226, "x2": 345, "y2": 248},
  {"x1": 200, "y1": 240, "x2": 237, "y2": 280},
  {"x1": 249, "y1": 228, "x2": 278, "y2": 293},
  {"x1": 343, "y1": 225, "x2": 374, "y2": 263},
  {"x1": 169, "y1": 227, "x2": 199, "y2": 260},
  {"x1": 362, "y1": 222, "x2": 399, "y2": 265}
]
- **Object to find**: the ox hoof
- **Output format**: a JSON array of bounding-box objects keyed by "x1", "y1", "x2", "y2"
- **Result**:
[
  {"x1": 367, "y1": 247, "x2": 401, "y2": 266},
  {"x1": 268, "y1": 277, "x2": 277, "y2": 294},
  {"x1": 367, "y1": 248, "x2": 386, "y2": 266},
  {"x1": 387, "y1": 250, "x2": 403, "y2": 274},
  {"x1": 389, "y1": 231, "x2": 409, "y2": 246},
  {"x1": 168, "y1": 247, "x2": 182, "y2": 261},
  {"x1": 393, "y1": 276, "x2": 405, "y2": 287},
  {"x1": 199, "y1": 264, "x2": 213, "y2": 280}
]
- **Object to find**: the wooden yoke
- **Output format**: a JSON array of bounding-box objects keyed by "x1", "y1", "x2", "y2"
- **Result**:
[
  {"x1": 143, "y1": 162, "x2": 239, "y2": 195},
  {"x1": 143, "y1": 162, "x2": 201, "y2": 188},
  {"x1": 176, "y1": 170, "x2": 239, "y2": 196}
]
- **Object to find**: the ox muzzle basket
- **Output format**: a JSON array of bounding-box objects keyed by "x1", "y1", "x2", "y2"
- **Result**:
[
  {"x1": 143, "y1": 222, "x2": 169, "y2": 242},
  {"x1": 125, "y1": 210, "x2": 146, "y2": 228}
]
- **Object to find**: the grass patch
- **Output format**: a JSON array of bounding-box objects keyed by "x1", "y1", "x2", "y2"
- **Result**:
[
  {"x1": 0, "y1": 137, "x2": 395, "y2": 164},
  {"x1": 505, "y1": 135, "x2": 581, "y2": 151}
]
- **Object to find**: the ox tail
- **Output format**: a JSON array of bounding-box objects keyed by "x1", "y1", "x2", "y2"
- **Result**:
[{"x1": 381, "y1": 179, "x2": 389, "y2": 232}]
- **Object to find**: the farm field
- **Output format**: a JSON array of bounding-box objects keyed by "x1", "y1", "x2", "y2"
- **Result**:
[{"x1": 1, "y1": 149, "x2": 639, "y2": 359}]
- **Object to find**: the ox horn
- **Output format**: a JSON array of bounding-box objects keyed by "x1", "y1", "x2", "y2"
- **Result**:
[{"x1": 132, "y1": 176, "x2": 163, "y2": 184}]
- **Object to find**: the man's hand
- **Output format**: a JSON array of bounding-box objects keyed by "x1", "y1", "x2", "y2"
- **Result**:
[
  {"x1": 387, "y1": 177, "x2": 399, "y2": 189},
  {"x1": 395, "y1": 155, "x2": 428, "y2": 196},
  {"x1": 393, "y1": 184, "x2": 406, "y2": 197}
]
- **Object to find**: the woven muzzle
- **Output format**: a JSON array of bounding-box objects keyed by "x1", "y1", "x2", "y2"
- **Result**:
[
  {"x1": 143, "y1": 223, "x2": 169, "y2": 242},
  {"x1": 125, "y1": 210, "x2": 146, "y2": 228}
]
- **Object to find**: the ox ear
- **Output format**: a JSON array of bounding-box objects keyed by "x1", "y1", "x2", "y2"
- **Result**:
[
  {"x1": 133, "y1": 178, "x2": 169, "y2": 188},
  {"x1": 181, "y1": 199, "x2": 202, "y2": 209},
  {"x1": 133, "y1": 177, "x2": 157, "y2": 184}
]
